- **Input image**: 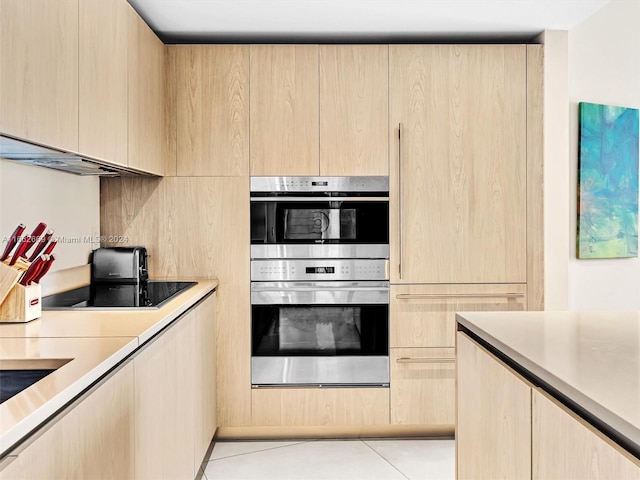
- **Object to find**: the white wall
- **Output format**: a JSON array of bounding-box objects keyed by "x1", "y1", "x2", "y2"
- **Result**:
[
  {"x1": 568, "y1": 0, "x2": 640, "y2": 309},
  {"x1": 0, "y1": 159, "x2": 100, "y2": 272}
]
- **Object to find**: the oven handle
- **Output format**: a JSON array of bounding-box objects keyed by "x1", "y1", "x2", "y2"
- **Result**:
[
  {"x1": 251, "y1": 284, "x2": 390, "y2": 305},
  {"x1": 250, "y1": 196, "x2": 388, "y2": 202}
]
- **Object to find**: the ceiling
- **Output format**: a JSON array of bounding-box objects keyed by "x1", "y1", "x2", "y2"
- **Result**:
[{"x1": 127, "y1": 0, "x2": 611, "y2": 43}]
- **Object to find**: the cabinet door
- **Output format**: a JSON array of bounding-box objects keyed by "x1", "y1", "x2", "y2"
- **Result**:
[
  {"x1": 134, "y1": 313, "x2": 195, "y2": 480},
  {"x1": 391, "y1": 284, "x2": 526, "y2": 348},
  {"x1": 79, "y1": 0, "x2": 128, "y2": 166},
  {"x1": 0, "y1": 363, "x2": 134, "y2": 480},
  {"x1": 252, "y1": 388, "x2": 389, "y2": 426},
  {"x1": 456, "y1": 332, "x2": 531, "y2": 480},
  {"x1": 533, "y1": 389, "x2": 640, "y2": 479},
  {"x1": 320, "y1": 45, "x2": 389, "y2": 176},
  {"x1": 193, "y1": 294, "x2": 217, "y2": 470},
  {"x1": 390, "y1": 347, "x2": 455, "y2": 426},
  {"x1": 390, "y1": 45, "x2": 526, "y2": 283},
  {"x1": 176, "y1": 45, "x2": 249, "y2": 176},
  {"x1": 0, "y1": 0, "x2": 78, "y2": 151},
  {"x1": 250, "y1": 45, "x2": 319, "y2": 176},
  {"x1": 128, "y1": 7, "x2": 165, "y2": 175}
]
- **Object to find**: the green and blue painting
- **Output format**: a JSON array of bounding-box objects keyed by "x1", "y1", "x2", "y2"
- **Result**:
[{"x1": 578, "y1": 102, "x2": 639, "y2": 259}]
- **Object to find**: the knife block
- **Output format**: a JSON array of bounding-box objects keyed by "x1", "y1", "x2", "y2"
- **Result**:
[
  {"x1": 0, "y1": 283, "x2": 42, "y2": 323},
  {"x1": 0, "y1": 260, "x2": 25, "y2": 305}
]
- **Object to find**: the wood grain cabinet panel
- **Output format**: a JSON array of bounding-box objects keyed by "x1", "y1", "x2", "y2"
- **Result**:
[
  {"x1": 390, "y1": 347, "x2": 455, "y2": 426},
  {"x1": 456, "y1": 332, "x2": 532, "y2": 480},
  {"x1": 134, "y1": 311, "x2": 196, "y2": 480},
  {"x1": 79, "y1": 0, "x2": 128, "y2": 167},
  {"x1": 0, "y1": 363, "x2": 135, "y2": 480},
  {"x1": 252, "y1": 388, "x2": 389, "y2": 426},
  {"x1": 391, "y1": 284, "x2": 526, "y2": 348},
  {"x1": 250, "y1": 45, "x2": 319, "y2": 176},
  {"x1": 533, "y1": 389, "x2": 640, "y2": 480},
  {"x1": 128, "y1": 6, "x2": 165, "y2": 175},
  {"x1": 176, "y1": 45, "x2": 249, "y2": 176},
  {"x1": 390, "y1": 45, "x2": 527, "y2": 284},
  {"x1": 320, "y1": 45, "x2": 389, "y2": 176},
  {"x1": 0, "y1": 0, "x2": 78, "y2": 151}
]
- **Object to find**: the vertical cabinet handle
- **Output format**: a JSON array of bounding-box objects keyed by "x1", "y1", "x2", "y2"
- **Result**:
[{"x1": 398, "y1": 123, "x2": 403, "y2": 279}]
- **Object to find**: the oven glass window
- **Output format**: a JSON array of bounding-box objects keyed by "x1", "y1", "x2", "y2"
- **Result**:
[
  {"x1": 251, "y1": 201, "x2": 388, "y2": 244},
  {"x1": 252, "y1": 304, "x2": 388, "y2": 356}
]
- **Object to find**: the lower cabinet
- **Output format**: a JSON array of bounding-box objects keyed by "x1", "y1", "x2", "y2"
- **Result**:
[
  {"x1": 456, "y1": 332, "x2": 532, "y2": 480},
  {"x1": 251, "y1": 388, "x2": 389, "y2": 426},
  {"x1": 134, "y1": 293, "x2": 217, "y2": 480},
  {"x1": 390, "y1": 347, "x2": 455, "y2": 426},
  {"x1": 532, "y1": 389, "x2": 640, "y2": 480},
  {"x1": 456, "y1": 331, "x2": 640, "y2": 479},
  {"x1": 0, "y1": 293, "x2": 217, "y2": 480},
  {"x1": 0, "y1": 362, "x2": 135, "y2": 479}
]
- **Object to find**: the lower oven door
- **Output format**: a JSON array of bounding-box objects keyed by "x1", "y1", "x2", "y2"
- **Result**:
[{"x1": 251, "y1": 281, "x2": 389, "y2": 387}]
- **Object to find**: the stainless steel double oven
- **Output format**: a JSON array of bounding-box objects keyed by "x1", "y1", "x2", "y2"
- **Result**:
[{"x1": 250, "y1": 176, "x2": 390, "y2": 387}]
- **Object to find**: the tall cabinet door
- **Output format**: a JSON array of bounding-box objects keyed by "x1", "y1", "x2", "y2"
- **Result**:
[
  {"x1": 176, "y1": 45, "x2": 249, "y2": 176},
  {"x1": 389, "y1": 45, "x2": 527, "y2": 284},
  {"x1": 320, "y1": 45, "x2": 389, "y2": 176},
  {"x1": 79, "y1": 0, "x2": 128, "y2": 167},
  {"x1": 250, "y1": 45, "x2": 319, "y2": 176}
]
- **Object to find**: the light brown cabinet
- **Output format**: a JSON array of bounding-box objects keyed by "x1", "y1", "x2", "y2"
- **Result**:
[
  {"x1": 176, "y1": 45, "x2": 249, "y2": 176},
  {"x1": 456, "y1": 331, "x2": 532, "y2": 479},
  {"x1": 127, "y1": 5, "x2": 165, "y2": 175},
  {"x1": 389, "y1": 45, "x2": 527, "y2": 284},
  {"x1": 0, "y1": 0, "x2": 79, "y2": 152},
  {"x1": 391, "y1": 284, "x2": 526, "y2": 348},
  {"x1": 134, "y1": 294, "x2": 217, "y2": 479},
  {"x1": 250, "y1": 45, "x2": 319, "y2": 176},
  {"x1": 390, "y1": 347, "x2": 455, "y2": 426},
  {"x1": 79, "y1": 0, "x2": 129, "y2": 167},
  {"x1": 0, "y1": 363, "x2": 135, "y2": 480},
  {"x1": 249, "y1": 44, "x2": 388, "y2": 176},
  {"x1": 319, "y1": 45, "x2": 389, "y2": 176},
  {"x1": 533, "y1": 389, "x2": 640, "y2": 480}
]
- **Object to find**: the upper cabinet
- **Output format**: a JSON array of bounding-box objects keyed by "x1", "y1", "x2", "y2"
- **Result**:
[
  {"x1": 250, "y1": 45, "x2": 319, "y2": 176},
  {"x1": 249, "y1": 45, "x2": 388, "y2": 176},
  {"x1": 175, "y1": 45, "x2": 249, "y2": 176},
  {"x1": 389, "y1": 45, "x2": 527, "y2": 284},
  {"x1": 79, "y1": 0, "x2": 128, "y2": 167},
  {"x1": 127, "y1": 5, "x2": 165, "y2": 175},
  {"x1": 319, "y1": 45, "x2": 388, "y2": 176},
  {"x1": 2, "y1": 0, "x2": 165, "y2": 176},
  {"x1": 0, "y1": 0, "x2": 79, "y2": 152}
]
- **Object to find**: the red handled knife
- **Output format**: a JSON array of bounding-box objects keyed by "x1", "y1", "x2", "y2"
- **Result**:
[
  {"x1": 1, "y1": 223, "x2": 26, "y2": 262},
  {"x1": 28, "y1": 229, "x2": 54, "y2": 262},
  {"x1": 43, "y1": 240, "x2": 57, "y2": 255},
  {"x1": 32, "y1": 254, "x2": 55, "y2": 284},
  {"x1": 19, "y1": 254, "x2": 47, "y2": 286},
  {"x1": 10, "y1": 222, "x2": 47, "y2": 265}
]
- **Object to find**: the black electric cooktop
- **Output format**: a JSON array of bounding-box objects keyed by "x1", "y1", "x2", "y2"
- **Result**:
[{"x1": 42, "y1": 281, "x2": 197, "y2": 310}]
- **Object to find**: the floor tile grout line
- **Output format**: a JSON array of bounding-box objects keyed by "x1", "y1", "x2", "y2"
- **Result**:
[
  {"x1": 360, "y1": 439, "x2": 412, "y2": 480},
  {"x1": 206, "y1": 440, "x2": 313, "y2": 463}
]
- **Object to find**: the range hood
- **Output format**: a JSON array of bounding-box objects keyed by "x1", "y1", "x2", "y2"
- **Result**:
[{"x1": 0, "y1": 135, "x2": 153, "y2": 177}]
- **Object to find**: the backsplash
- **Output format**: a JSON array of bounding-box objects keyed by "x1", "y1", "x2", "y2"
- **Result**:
[{"x1": 0, "y1": 159, "x2": 100, "y2": 272}]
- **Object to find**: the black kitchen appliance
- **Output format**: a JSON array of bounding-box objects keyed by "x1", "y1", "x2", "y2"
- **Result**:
[
  {"x1": 91, "y1": 246, "x2": 148, "y2": 283},
  {"x1": 43, "y1": 246, "x2": 196, "y2": 310}
]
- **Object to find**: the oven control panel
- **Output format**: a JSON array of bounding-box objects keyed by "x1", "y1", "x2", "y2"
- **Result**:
[{"x1": 251, "y1": 259, "x2": 389, "y2": 281}]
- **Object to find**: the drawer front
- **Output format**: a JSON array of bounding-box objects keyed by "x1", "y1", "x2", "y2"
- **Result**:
[
  {"x1": 390, "y1": 347, "x2": 455, "y2": 426},
  {"x1": 391, "y1": 284, "x2": 526, "y2": 347}
]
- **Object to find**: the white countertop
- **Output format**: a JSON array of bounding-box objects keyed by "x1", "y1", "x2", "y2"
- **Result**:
[
  {"x1": 0, "y1": 279, "x2": 218, "y2": 456},
  {"x1": 456, "y1": 310, "x2": 640, "y2": 454}
]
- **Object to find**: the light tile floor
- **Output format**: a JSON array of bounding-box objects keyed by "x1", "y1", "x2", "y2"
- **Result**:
[{"x1": 201, "y1": 439, "x2": 455, "y2": 480}]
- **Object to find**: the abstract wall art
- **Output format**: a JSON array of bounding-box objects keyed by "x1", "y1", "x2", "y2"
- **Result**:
[{"x1": 577, "y1": 102, "x2": 639, "y2": 259}]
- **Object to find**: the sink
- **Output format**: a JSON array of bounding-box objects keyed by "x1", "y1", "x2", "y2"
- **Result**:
[{"x1": 0, "y1": 359, "x2": 72, "y2": 404}]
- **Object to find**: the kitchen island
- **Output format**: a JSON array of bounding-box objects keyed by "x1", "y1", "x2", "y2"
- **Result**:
[
  {"x1": 0, "y1": 279, "x2": 218, "y2": 479},
  {"x1": 456, "y1": 310, "x2": 640, "y2": 479}
]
